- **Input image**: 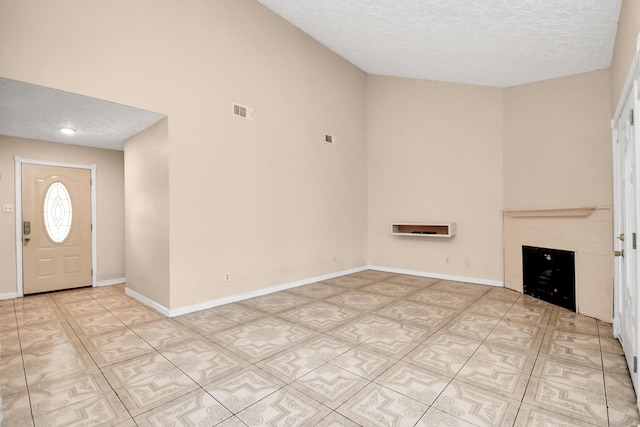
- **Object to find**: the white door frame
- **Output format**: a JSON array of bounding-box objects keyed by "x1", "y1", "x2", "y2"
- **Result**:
[
  {"x1": 14, "y1": 156, "x2": 97, "y2": 297},
  {"x1": 612, "y1": 34, "x2": 640, "y2": 410}
]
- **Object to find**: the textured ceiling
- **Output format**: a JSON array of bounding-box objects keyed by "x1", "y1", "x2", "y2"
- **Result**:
[
  {"x1": 258, "y1": 0, "x2": 622, "y2": 87},
  {"x1": 0, "y1": 78, "x2": 165, "y2": 151}
]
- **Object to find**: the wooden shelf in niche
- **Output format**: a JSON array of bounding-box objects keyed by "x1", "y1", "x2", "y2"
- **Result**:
[{"x1": 391, "y1": 223, "x2": 456, "y2": 238}]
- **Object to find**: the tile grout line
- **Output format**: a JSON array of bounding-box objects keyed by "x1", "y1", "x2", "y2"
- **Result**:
[
  {"x1": 53, "y1": 289, "x2": 139, "y2": 423},
  {"x1": 509, "y1": 298, "x2": 555, "y2": 427},
  {"x1": 439, "y1": 288, "x2": 523, "y2": 425},
  {"x1": 598, "y1": 319, "x2": 613, "y2": 427},
  {"x1": 528, "y1": 306, "x2": 611, "y2": 427},
  {"x1": 11, "y1": 297, "x2": 37, "y2": 426}
]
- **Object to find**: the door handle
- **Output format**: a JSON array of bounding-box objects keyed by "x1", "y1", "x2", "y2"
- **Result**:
[
  {"x1": 614, "y1": 250, "x2": 625, "y2": 257},
  {"x1": 24, "y1": 236, "x2": 30, "y2": 243}
]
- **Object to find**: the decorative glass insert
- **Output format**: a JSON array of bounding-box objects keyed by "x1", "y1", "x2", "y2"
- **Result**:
[{"x1": 43, "y1": 182, "x2": 73, "y2": 243}]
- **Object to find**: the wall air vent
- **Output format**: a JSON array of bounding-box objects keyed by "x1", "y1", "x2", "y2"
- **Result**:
[
  {"x1": 232, "y1": 103, "x2": 253, "y2": 120},
  {"x1": 324, "y1": 134, "x2": 334, "y2": 144}
]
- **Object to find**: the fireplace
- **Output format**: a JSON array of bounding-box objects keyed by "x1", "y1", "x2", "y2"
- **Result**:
[
  {"x1": 522, "y1": 245, "x2": 576, "y2": 311},
  {"x1": 503, "y1": 207, "x2": 612, "y2": 321}
]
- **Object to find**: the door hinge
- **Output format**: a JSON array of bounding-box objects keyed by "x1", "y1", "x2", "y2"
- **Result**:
[
  {"x1": 634, "y1": 232, "x2": 637, "y2": 250},
  {"x1": 631, "y1": 109, "x2": 635, "y2": 126},
  {"x1": 634, "y1": 356, "x2": 637, "y2": 373}
]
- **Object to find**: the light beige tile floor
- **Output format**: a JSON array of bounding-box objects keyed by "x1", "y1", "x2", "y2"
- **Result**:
[{"x1": 0, "y1": 270, "x2": 638, "y2": 426}]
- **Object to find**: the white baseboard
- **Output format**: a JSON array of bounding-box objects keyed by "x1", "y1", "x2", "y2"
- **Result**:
[
  {"x1": 96, "y1": 277, "x2": 126, "y2": 287},
  {"x1": 123, "y1": 265, "x2": 503, "y2": 318},
  {"x1": 167, "y1": 266, "x2": 367, "y2": 317},
  {"x1": 366, "y1": 265, "x2": 504, "y2": 288},
  {"x1": 0, "y1": 292, "x2": 19, "y2": 300},
  {"x1": 125, "y1": 287, "x2": 170, "y2": 317}
]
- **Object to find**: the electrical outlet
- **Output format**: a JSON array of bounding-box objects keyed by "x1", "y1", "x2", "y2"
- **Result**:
[
  {"x1": 224, "y1": 273, "x2": 231, "y2": 282},
  {"x1": 2, "y1": 204, "x2": 14, "y2": 213}
]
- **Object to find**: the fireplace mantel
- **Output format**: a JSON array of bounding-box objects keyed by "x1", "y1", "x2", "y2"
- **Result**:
[{"x1": 503, "y1": 207, "x2": 597, "y2": 218}]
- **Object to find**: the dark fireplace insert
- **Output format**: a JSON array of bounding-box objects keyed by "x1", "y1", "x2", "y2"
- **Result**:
[{"x1": 522, "y1": 245, "x2": 576, "y2": 311}]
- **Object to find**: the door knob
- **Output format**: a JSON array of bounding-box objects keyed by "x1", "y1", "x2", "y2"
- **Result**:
[
  {"x1": 24, "y1": 236, "x2": 30, "y2": 243},
  {"x1": 614, "y1": 250, "x2": 625, "y2": 257},
  {"x1": 619, "y1": 233, "x2": 625, "y2": 241}
]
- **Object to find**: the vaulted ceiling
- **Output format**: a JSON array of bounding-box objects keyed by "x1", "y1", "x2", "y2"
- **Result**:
[
  {"x1": 0, "y1": 1, "x2": 623, "y2": 150},
  {"x1": 258, "y1": 0, "x2": 622, "y2": 87}
]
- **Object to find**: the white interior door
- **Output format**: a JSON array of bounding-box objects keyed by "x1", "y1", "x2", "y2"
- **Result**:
[{"x1": 614, "y1": 90, "x2": 639, "y2": 393}]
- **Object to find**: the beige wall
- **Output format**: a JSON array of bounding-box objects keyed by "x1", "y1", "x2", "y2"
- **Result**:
[
  {"x1": 367, "y1": 76, "x2": 504, "y2": 282},
  {"x1": 611, "y1": 0, "x2": 640, "y2": 111},
  {"x1": 166, "y1": 1, "x2": 367, "y2": 309},
  {"x1": 0, "y1": 136, "x2": 125, "y2": 296},
  {"x1": 0, "y1": 0, "x2": 367, "y2": 310},
  {"x1": 503, "y1": 70, "x2": 612, "y2": 210},
  {"x1": 0, "y1": 0, "x2": 622, "y2": 311},
  {"x1": 125, "y1": 120, "x2": 170, "y2": 308}
]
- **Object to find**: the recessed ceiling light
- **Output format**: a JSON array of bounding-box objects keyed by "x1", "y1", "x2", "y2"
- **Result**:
[{"x1": 60, "y1": 127, "x2": 76, "y2": 135}]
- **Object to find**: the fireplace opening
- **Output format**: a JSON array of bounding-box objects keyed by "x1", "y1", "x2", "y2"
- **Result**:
[{"x1": 522, "y1": 245, "x2": 576, "y2": 311}]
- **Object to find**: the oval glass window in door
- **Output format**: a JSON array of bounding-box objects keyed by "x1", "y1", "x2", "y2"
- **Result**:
[{"x1": 43, "y1": 182, "x2": 73, "y2": 243}]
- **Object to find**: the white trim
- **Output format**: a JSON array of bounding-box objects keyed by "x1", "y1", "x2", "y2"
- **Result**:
[
  {"x1": 612, "y1": 124, "x2": 622, "y2": 340},
  {"x1": 90, "y1": 165, "x2": 97, "y2": 287},
  {"x1": 126, "y1": 267, "x2": 366, "y2": 317},
  {"x1": 15, "y1": 157, "x2": 97, "y2": 170},
  {"x1": 125, "y1": 287, "x2": 170, "y2": 317},
  {"x1": 613, "y1": 42, "x2": 640, "y2": 128},
  {"x1": 167, "y1": 266, "x2": 367, "y2": 317},
  {"x1": 96, "y1": 277, "x2": 126, "y2": 287},
  {"x1": 367, "y1": 265, "x2": 504, "y2": 288},
  {"x1": 14, "y1": 156, "x2": 98, "y2": 297},
  {"x1": 0, "y1": 292, "x2": 19, "y2": 301},
  {"x1": 126, "y1": 265, "x2": 506, "y2": 318},
  {"x1": 14, "y1": 157, "x2": 23, "y2": 297}
]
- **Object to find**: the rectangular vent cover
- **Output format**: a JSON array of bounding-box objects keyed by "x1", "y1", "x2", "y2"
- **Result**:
[
  {"x1": 233, "y1": 103, "x2": 253, "y2": 120},
  {"x1": 324, "y1": 134, "x2": 334, "y2": 144}
]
